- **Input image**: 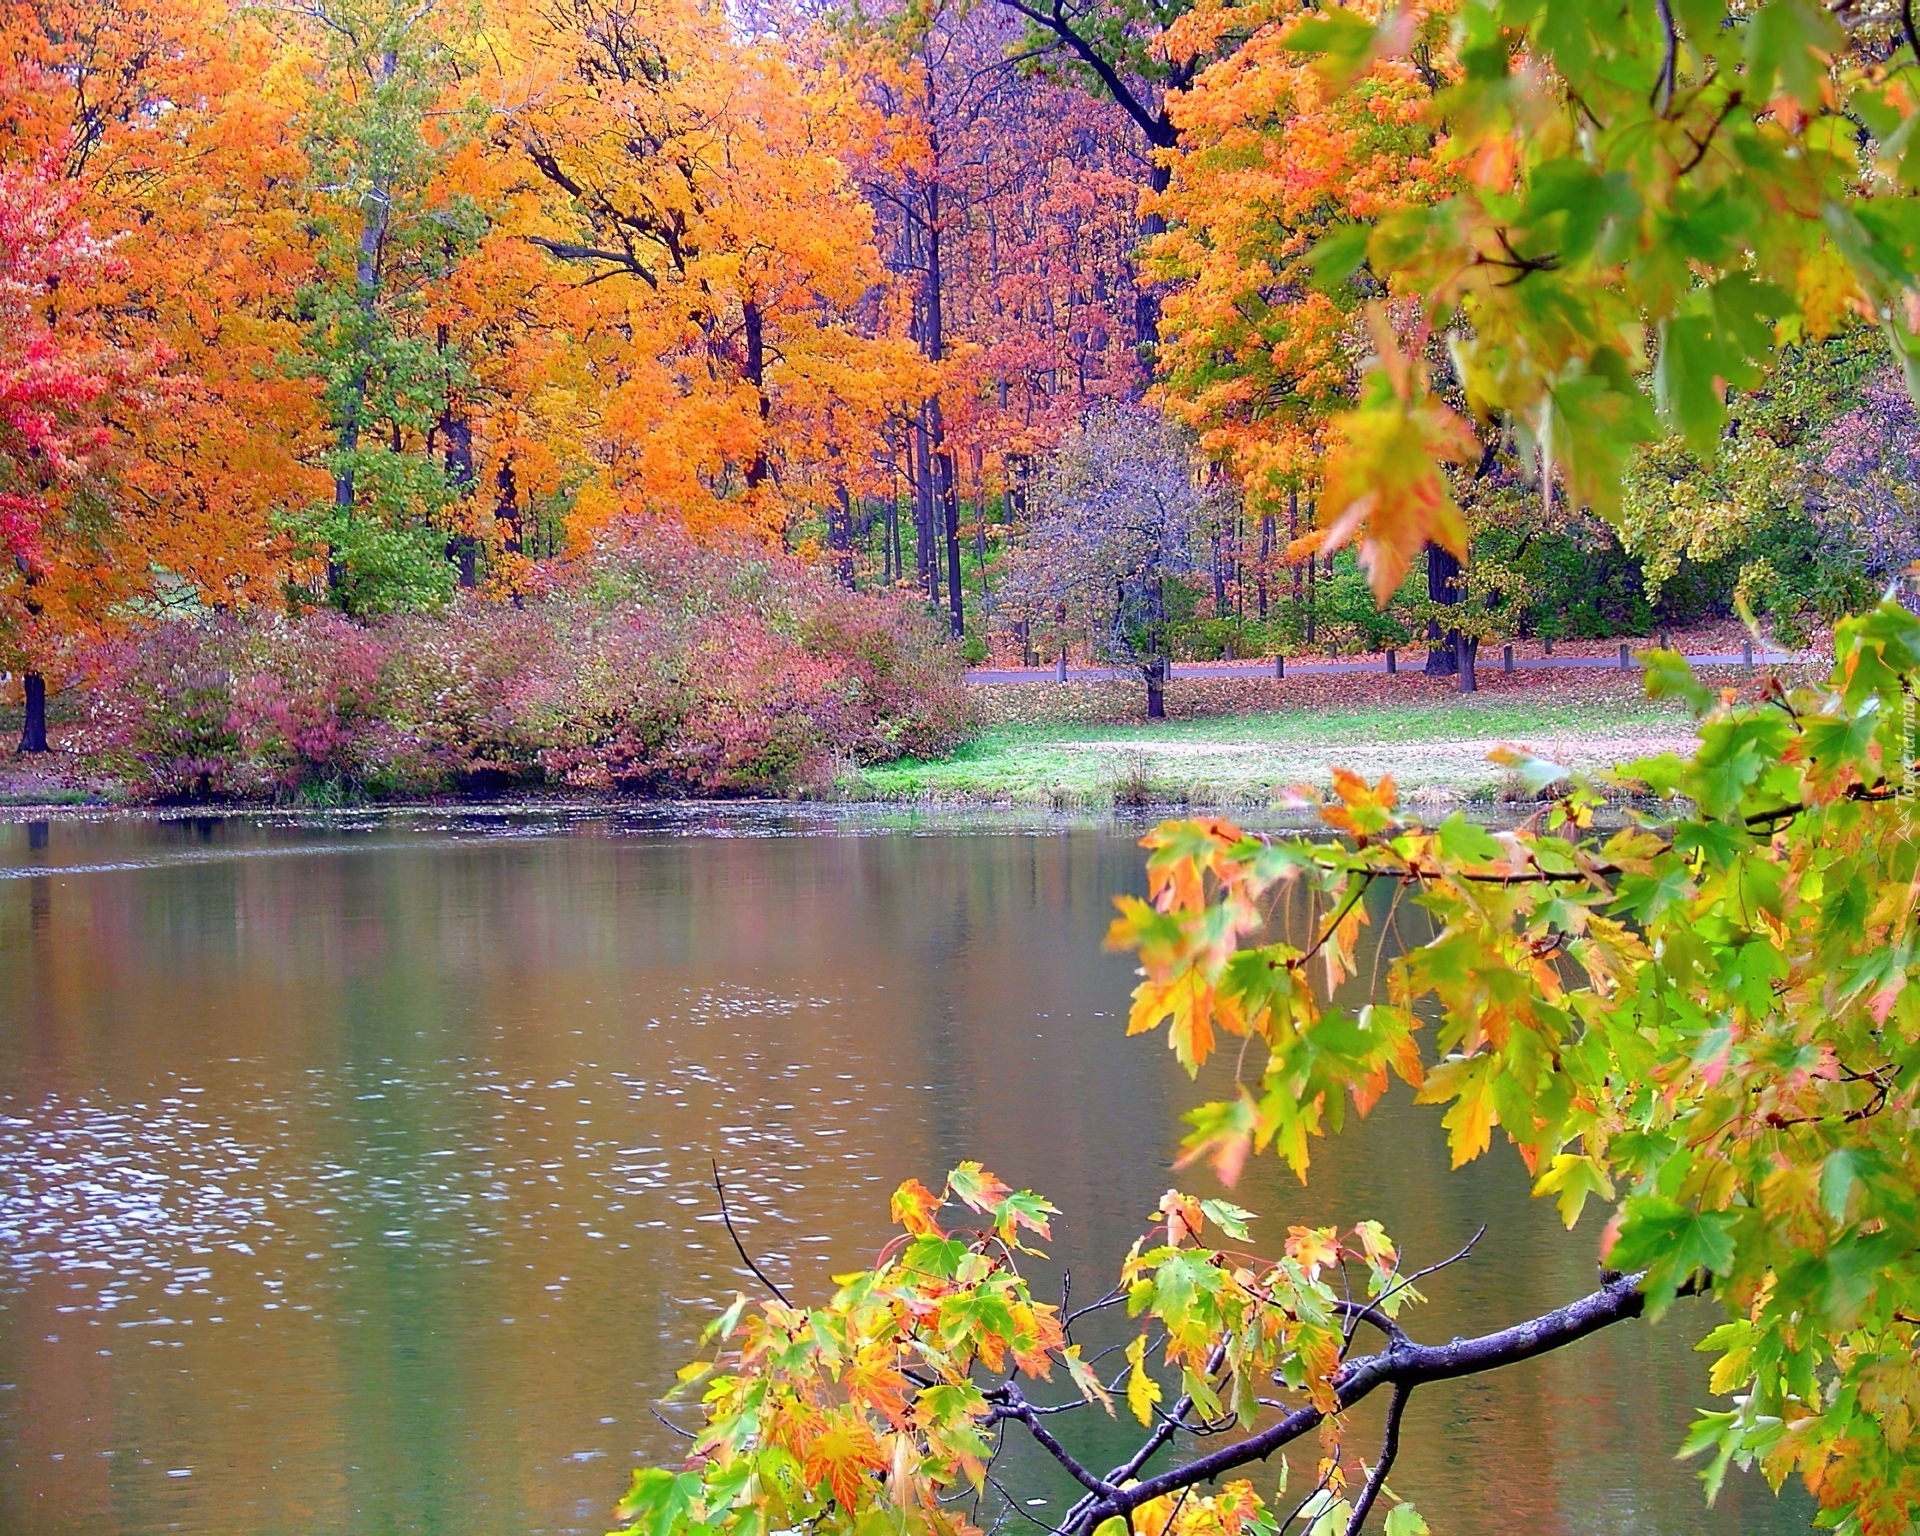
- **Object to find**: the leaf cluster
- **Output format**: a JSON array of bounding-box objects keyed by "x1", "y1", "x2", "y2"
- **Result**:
[{"x1": 1109, "y1": 600, "x2": 1920, "y2": 1531}]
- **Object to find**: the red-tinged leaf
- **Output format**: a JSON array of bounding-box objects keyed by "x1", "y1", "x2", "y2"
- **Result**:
[
  {"x1": 1177, "y1": 1091, "x2": 1258, "y2": 1187},
  {"x1": 946, "y1": 1161, "x2": 1013, "y2": 1215},
  {"x1": 1129, "y1": 968, "x2": 1219, "y2": 1074},
  {"x1": 891, "y1": 1178, "x2": 945, "y2": 1238},
  {"x1": 1285, "y1": 1225, "x2": 1342, "y2": 1276},
  {"x1": 993, "y1": 1188, "x2": 1058, "y2": 1249}
]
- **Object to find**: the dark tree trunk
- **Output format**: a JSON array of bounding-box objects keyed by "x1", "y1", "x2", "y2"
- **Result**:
[
  {"x1": 440, "y1": 408, "x2": 477, "y2": 587},
  {"x1": 912, "y1": 413, "x2": 935, "y2": 598},
  {"x1": 1426, "y1": 541, "x2": 1462, "y2": 676},
  {"x1": 829, "y1": 481, "x2": 854, "y2": 587},
  {"x1": 1257, "y1": 514, "x2": 1274, "y2": 619},
  {"x1": 18, "y1": 672, "x2": 48, "y2": 754},
  {"x1": 743, "y1": 299, "x2": 771, "y2": 491},
  {"x1": 1305, "y1": 544, "x2": 1316, "y2": 647},
  {"x1": 1458, "y1": 635, "x2": 1478, "y2": 693},
  {"x1": 495, "y1": 456, "x2": 524, "y2": 609},
  {"x1": 1145, "y1": 656, "x2": 1166, "y2": 720},
  {"x1": 936, "y1": 439, "x2": 963, "y2": 638},
  {"x1": 918, "y1": 117, "x2": 963, "y2": 641},
  {"x1": 1130, "y1": 159, "x2": 1172, "y2": 379},
  {"x1": 1290, "y1": 492, "x2": 1303, "y2": 605}
]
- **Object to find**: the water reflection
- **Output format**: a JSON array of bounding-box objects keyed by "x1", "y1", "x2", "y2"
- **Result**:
[{"x1": 0, "y1": 812, "x2": 1810, "y2": 1534}]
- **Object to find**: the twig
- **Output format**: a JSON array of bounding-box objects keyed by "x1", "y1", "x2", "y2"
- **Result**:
[
  {"x1": 997, "y1": 1383, "x2": 1122, "y2": 1501},
  {"x1": 1344, "y1": 1384, "x2": 1409, "y2": 1534},
  {"x1": 651, "y1": 1406, "x2": 695, "y2": 1440},
  {"x1": 1111, "y1": 1269, "x2": 1658, "y2": 1520},
  {"x1": 1295, "y1": 874, "x2": 1375, "y2": 970},
  {"x1": 1063, "y1": 1281, "x2": 1127, "y2": 1340},
  {"x1": 1335, "y1": 1298, "x2": 1410, "y2": 1353},
  {"x1": 987, "y1": 1473, "x2": 1070, "y2": 1534},
  {"x1": 1652, "y1": 0, "x2": 1678, "y2": 116},
  {"x1": 1371, "y1": 1224, "x2": 1485, "y2": 1314},
  {"x1": 711, "y1": 1160, "x2": 791, "y2": 1306},
  {"x1": 1275, "y1": 1462, "x2": 1339, "y2": 1536}
]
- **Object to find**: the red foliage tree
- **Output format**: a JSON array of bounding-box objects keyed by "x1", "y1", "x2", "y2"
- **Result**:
[{"x1": 0, "y1": 156, "x2": 150, "y2": 753}]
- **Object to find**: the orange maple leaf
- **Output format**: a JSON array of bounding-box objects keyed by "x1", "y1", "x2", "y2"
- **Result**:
[
  {"x1": 802, "y1": 1412, "x2": 887, "y2": 1512},
  {"x1": 890, "y1": 1178, "x2": 945, "y2": 1237}
]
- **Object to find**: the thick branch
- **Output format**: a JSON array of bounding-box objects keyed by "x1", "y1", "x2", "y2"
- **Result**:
[
  {"x1": 522, "y1": 235, "x2": 660, "y2": 288},
  {"x1": 1343, "y1": 1384, "x2": 1407, "y2": 1534},
  {"x1": 1064, "y1": 1270, "x2": 1656, "y2": 1532},
  {"x1": 991, "y1": 0, "x2": 1174, "y2": 149}
]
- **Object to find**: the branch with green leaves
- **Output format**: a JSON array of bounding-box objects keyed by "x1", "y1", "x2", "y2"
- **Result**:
[
  {"x1": 1109, "y1": 603, "x2": 1920, "y2": 1531},
  {"x1": 614, "y1": 602, "x2": 1920, "y2": 1536},
  {"x1": 621, "y1": 1163, "x2": 1674, "y2": 1536}
]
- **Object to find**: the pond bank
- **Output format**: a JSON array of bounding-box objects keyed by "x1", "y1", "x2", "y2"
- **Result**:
[{"x1": 3, "y1": 668, "x2": 1770, "y2": 817}]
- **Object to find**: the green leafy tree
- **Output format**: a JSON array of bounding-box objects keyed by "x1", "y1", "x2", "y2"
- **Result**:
[
  {"x1": 1620, "y1": 330, "x2": 1887, "y2": 641},
  {"x1": 278, "y1": 0, "x2": 488, "y2": 617}
]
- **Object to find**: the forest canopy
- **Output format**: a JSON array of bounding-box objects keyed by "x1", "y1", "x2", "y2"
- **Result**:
[{"x1": 12, "y1": 0, "x2": 1920, "y2": 746}]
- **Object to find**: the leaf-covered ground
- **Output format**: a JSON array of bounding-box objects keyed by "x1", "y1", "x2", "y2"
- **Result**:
[{"x1": 843, "y1": 668, "x2": 1773, "y2": 808}]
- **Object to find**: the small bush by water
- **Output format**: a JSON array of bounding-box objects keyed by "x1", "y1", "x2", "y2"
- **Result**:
[{"x1": 71, "y1": 531, "x2": 971, "y2": 801}]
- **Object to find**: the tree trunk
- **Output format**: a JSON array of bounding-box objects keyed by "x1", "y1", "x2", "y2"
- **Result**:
[
  {"x1": 1305, "y1": 542, "x2": 1316, "y2": 647},
  {"x1": 890, "y1": 485, "x2": 903, "y2": 583},
  {"x1": 1145, "y1": 656, "x2": 1166, "y2": 719},
  {"x1": 918, "y1": 111, "x2": 962, "y2": 640},
  {"x1": 933, "y1": 421, "x2": 963, "y2": 638},
  {"x1": 1458, "y1": 635, "x2": 1478, "y2": 693},
  {"x1": 18, "y1": 672, "x2": 48, "y2": 754},
  {"x1": 829, "y1": 480, "x2": 854, "y2": 587},
  {"x1": 329, "y1": 48, "x2": 398, "y2": 600},
  {"x1": 743, "y1": 298, "x2": 771, "y2": 491},
  {"x1": 1129, "y1": 159, "x2": 1172, "y2": 380},
  {"x1": 1290, "y1": 491, "x2": 1303, "y2": 605},
  {"x1": 1257, "y1": 514, "x2": 1274, "y2": 619},
  {"x1": 495, "y1": 455, "x2": 524, "y2": 609},
  {"x1": 1426, "y1": 541, "x2": 1462, "y2": 676},
  {"x1": 440, "y1": 406, "x2": 477, "y2": 587},
  {"x1": 912, "y1": 412, "x2": 936, "y2": 598}
]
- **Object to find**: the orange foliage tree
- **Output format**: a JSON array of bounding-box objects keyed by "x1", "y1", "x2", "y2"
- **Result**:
[{"x1": 493, "y1": 0, "x2": 926, "y2": 547}]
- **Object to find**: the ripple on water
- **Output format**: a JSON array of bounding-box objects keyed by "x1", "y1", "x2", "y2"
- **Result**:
[{"x1": 0, "y1": 984, "x2": 895, "y2": 1336}]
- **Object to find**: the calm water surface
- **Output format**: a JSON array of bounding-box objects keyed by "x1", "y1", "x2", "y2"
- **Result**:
[{"x1": 0, "y1": 809, "x2": 1811, "y2": 1535}]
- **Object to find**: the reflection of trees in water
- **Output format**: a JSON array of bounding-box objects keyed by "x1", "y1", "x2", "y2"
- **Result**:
[{"x1": 0, "y1": 823, "x2": 1807, "y2": 1534}]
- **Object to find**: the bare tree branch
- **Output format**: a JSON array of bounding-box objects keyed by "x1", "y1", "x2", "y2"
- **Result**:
[
  {"x1": 711, "y1": 1161, "x2": 791, "y2": 1306},
  {"x1": 1343, "y1": 1383, "x2": 1407, "y2": 1534},
  {"x1": 1051, "y1": 1268, "x2": 1667, "y2": 1535}
]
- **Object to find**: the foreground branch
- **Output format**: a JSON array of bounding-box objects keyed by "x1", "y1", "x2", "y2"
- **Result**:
[{"x1": 1041, "y1": 1269, "x2": 1659, "y2": 1534}]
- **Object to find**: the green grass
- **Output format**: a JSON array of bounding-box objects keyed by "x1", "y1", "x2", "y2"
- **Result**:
[
  {"x1": 0, "y1": 788, "x2": 103, "y2": 807},
  {"x1": 847, "y1": 691, "x2": 1695, "y2": 808}
]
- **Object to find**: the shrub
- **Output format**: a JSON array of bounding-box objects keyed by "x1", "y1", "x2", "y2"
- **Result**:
[{"x1": 76, "y1": 530, "x2": 971, "y2": 801}]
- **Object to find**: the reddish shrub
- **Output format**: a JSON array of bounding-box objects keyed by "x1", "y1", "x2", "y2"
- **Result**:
[{"x1": 75, "y1": 534, "x2": 972, "y2": 801}]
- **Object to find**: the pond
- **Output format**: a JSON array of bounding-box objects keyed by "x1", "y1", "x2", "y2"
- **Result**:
[{"x1": 0, "y1": 809, "x2": 1811, "y2": 1535}]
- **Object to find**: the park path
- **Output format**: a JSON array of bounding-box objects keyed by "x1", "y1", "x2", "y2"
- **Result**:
[{"x1": 967, "y1": 644, "x2": 1802, "y2": 685}]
